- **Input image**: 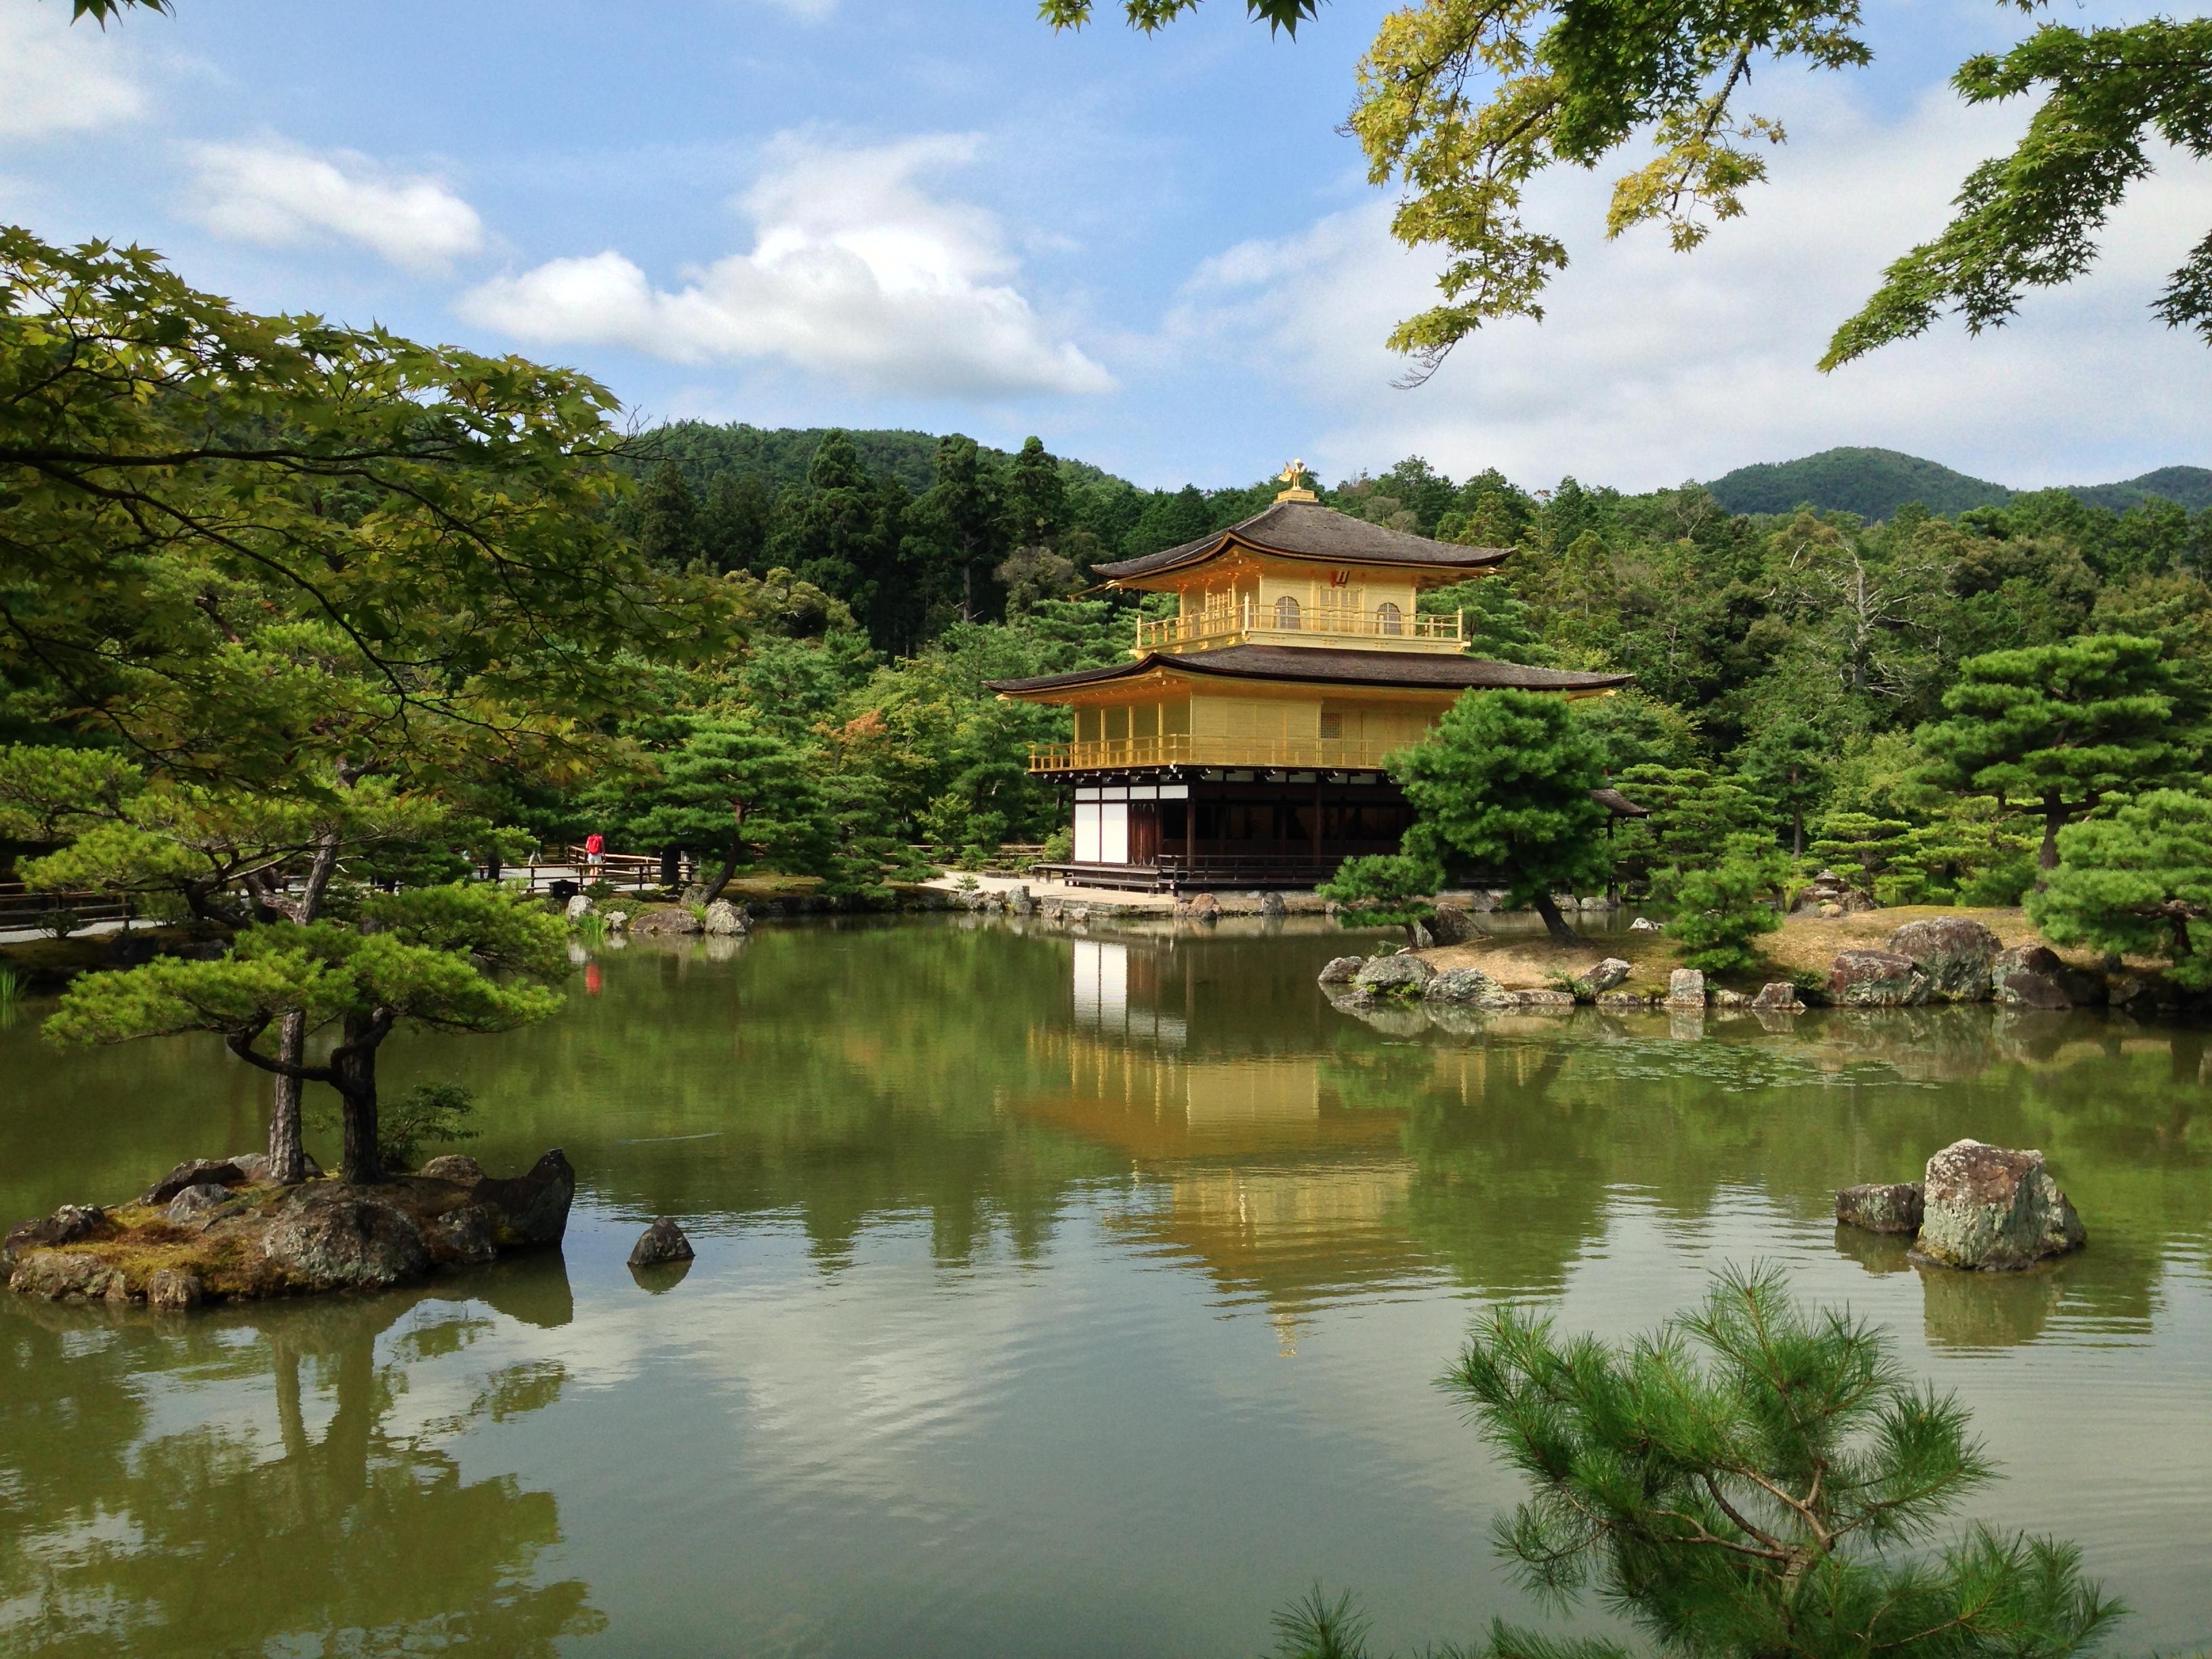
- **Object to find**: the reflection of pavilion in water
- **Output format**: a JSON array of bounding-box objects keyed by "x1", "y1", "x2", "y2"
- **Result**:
[{"x1": 1043, "y1": 938, "x2": 1484, "y2": 1341}]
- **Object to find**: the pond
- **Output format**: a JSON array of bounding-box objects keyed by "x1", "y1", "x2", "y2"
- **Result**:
[{"x1": 1, "y1": 917, "x2": 2208, "y2": 1657}]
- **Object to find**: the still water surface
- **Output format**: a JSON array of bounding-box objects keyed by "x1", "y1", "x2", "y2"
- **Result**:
[{"x1": 1, "y1": 918, "x2": 2208, "y2": 1656}]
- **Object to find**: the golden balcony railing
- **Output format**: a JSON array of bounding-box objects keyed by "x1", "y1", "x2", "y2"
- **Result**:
[
  {"x1": 1027, "y1": 735, "x2": 1408, "y2": 775},
  {"x1": 1134, "y1": 604, "x2": 1463, "y2": 653}
]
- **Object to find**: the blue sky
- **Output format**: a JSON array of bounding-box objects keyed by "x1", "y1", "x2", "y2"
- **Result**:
[{"x1": 4, "y1": 0, "x2": 2207, "y2": 491}]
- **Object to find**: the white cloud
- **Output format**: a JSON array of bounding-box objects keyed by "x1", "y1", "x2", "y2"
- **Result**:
[
  {"x1": 186, "y1": 140, "x2": 485, "y2": 270},
  {"x1": 458, "y1": 131, "x2": 1113, "y2": 401},
  {"x1": 1160, "y1": 82, "x2": 2212, "y2": 491},
  {"x1": 0, "y1": 5, "x2": 146, "y2": 139}
]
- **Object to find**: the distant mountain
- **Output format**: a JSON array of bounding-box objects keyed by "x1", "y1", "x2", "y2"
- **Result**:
[{"x1": 1704, "y1": 446, "x2": 2212, "y2": 520}]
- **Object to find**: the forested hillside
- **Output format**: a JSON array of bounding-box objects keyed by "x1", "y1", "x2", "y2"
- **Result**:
[{"x1": 1706, "y1": 446, "x2": 2212, "y2": 520}]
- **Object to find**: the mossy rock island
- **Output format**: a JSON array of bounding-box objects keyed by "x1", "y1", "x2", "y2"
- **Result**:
[{"x1": 3, "y1": 1149, "x2": 575, "y2": 1309}]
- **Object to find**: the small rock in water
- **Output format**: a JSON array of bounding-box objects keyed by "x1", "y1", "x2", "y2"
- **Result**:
[
  {"x1": 1912, "y1": 1139, "x2": 2085, "y2": 1270},
  {"x1": 630, "y1": 906, "x2": 703, "y2": 937},
  {"x1": 1351, "y1": 955, "x2": 1434, "y2": 1000},
  {"x1": 1751, "y1": 981, "x2": 1805, "y2": 1012},
  {"x1": 1316, "y1": 956, "x2": 1364, "y2": 986},
  {"x1": 418, "y1": 1153, "x2": 486, "y2": 1185},
  {"x1": 1581, "y1": 958, "x2": 1632, "y2": 994},
  {"x1": 628, "y1": 1216, "x2": 695, "y2": 1269},
  {"x1": 145, "y1": 1267, "x2": 205, "y2": 1310},
  {"x1": 425, "y1": 1203, "x2": 499, "y2": 1267},
  {"x1": 1175, "y1": 893, "x2": 1221, "y2": 922},
  {"x1": 1260, "y1": 892, "x2": 1286, "y2": 918},
  {"x1": 565, "y1": 893, "x2": 594, "y2": 920},
  {"x1": 701, "y1": 899, "x2": 748, "y2": 936},
  {"x1": 1427, "y1": 903, "x2": 1486, "y2": 945},
  {"x1": 1835, "y1": 1181, "x2": 1925, "y2": 1235},
  {"x1": 1629, "y1": 916, "x2": 1662, "y2": 933},
  {"x1": 1422, "y1": 967, "x2": 1495, "y2": 1004},
  {"x1": 1595, "y1": 990, "x2": 1648, "y2": 1010},
  {"x1": 1665, "y1": 968, "x2": 1706, "y2": 1006}
]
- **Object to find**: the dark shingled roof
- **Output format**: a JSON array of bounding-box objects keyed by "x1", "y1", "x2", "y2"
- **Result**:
[
  {"x1": 987, "y1": 644, "x2": 1633, "y2": 697},
  {"x1": 1094, "y1": 499, "x2": 1512, "y2": 581}
]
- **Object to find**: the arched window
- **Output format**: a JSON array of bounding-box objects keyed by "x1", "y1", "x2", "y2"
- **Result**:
[
  {"x1": 1273, "y1": 596, "x2": 1302, "y2": 630},
  {"x1": 1375, "y1": 601, "x2": 1403, "y2": 636}
]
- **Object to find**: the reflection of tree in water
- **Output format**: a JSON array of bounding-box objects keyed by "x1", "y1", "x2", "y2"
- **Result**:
[{"x1": 0, "y1": 1261, "x2": 598, "y2": 1658}]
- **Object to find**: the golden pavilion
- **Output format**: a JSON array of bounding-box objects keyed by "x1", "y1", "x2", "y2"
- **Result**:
[{"x1": 989, "y1": 465, "x2": 1633, "y2": 889}]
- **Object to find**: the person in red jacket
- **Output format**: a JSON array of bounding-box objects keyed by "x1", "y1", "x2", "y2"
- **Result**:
[{"x1": 583, "y1": 831, "x2": 605, "y2": 875}]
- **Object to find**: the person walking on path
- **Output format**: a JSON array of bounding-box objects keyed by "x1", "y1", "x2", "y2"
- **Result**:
[{"x1": 583, "y1": 831, "x2": 605, "y2": 876}]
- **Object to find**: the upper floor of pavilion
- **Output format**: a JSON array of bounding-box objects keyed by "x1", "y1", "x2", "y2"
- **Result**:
[{"x1": 1094, "y1": 482, "x2": 1511, "y2": 659}]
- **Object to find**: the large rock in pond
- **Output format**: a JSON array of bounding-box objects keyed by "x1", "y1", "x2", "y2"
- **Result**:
[
  {"x1": 1175, "y1": 892, "x2": 1221, "y2": 922},
  {"x1": 1828, "y1": 950, "x2": 1931, "y2": 1007},
  {"x1": 1753, "y1": 981, "x2": 1805, "y2": 1012},
  {"x1": 1913, "y1": 1139, "x2": 2085, "y2": 1270},
  {"x1": 1316, "y1": 956, "x2": 1365, "y2": 987},
  {"x1": 630, "y1": 905, "x2": 703, "y2": 937},
  {"x1": 1836, "y1": 1181, "x2": 1925, "y2": 1235},
  {"x1": 1424, "y1": 966, "x2": 1496, "y2": 1004},
  {"x1": 1990, "y1": 944, "x2": 2099, "y2": 1009},
  {"x1": 629, "y1": 1217, "x2": 696, "y2": 1268},
  {"x1": 564, "y1": 893, "x2": 594, "y2": 920},
  {"x1": 1351, "y1": 954, "x2": 1434, "y2": 1000},
  {"x1": 261, "y1": 1187, "x2": 431, "y2": 1292},
  {"x1": 1887, "y1": 917, "x2": 2000, "y2": 1001},
  {"x1": 472, "y1": 1149, "x2": 577, "y2": 1247},
  {"x1": 701, "y1": 899, "x2": 748, "y2": 936},
  {"x1": 1666, "y1": 968, "x2": 1706, "y2": 1006}
]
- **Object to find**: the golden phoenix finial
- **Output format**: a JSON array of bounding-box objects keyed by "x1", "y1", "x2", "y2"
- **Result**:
[{"x1": 1274, "y1": 458, "x2": 1317, "y2": 501}]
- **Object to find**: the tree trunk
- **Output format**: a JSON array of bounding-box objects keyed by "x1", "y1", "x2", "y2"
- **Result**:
[
  {"x1": 699, "y1": 838, "x2": 740, "y2": 907},
  {"x1": 1790, "y1": 809, "x2": 1803, "y2": 861},
  {"x1": 334, "y1": 1012, "x2": 382, "y2": 1185},
  {"x1": 2040, "y1": 798, "x2": 2064, "y2": 874},
  {"x1": 265, "y1": 828, "x2": 343, "y2": 1185},
  {"x1": 267, "y1": 1010, "x2": 309, "y2": 1184},
  {"x1": 1532, "y1": 891, "x2": 1583, "y2": 946},
  {"x1": 659, "y1": 844, "x2": 680, "y2": 887}
]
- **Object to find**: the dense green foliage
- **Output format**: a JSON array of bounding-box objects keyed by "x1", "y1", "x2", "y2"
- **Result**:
[
  {"x1": 1065, "y1": 1, "x2": 2212, "y2": 382},
  {"x1": 2031, "y1": 791, "x2": 2212, "y2": 989},
  {"x1": 1276, "y1": 1269, "x2": 2124, "y2": 1659},
  {"x1": 1658, "y1": 833, "x2": 1791, "y2": 975},
  {"x1": 1395, "y1": 689, "x2": 1612, "y2": 944},
  {"x1": 1317, "y1": 853, "x2": 1443, "y2": 946}
]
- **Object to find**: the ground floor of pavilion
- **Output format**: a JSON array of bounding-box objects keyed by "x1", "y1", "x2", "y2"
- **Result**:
[{"x1": 1034, "y1": 770, "x2": 1418, "y2": 890}]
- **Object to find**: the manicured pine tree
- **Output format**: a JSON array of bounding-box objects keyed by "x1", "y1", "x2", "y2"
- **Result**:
[
  {"x1": 1317, "y1": 852, "x2": 1444, "y2": 947},
  {"x1": 1271, "y1": 1268, "x2": 2123, "y2": 1659},
  {"x1": 1656, "y1": 832, "x2": 1789, "y2": 973},
  {"x1": 615, "y1": 715, "x2": 834, "y2": 906},
  {"x1": 1916, "y1": 634, "x2": 2177, "y2": 870},
  {"x1": 47, "y1": 886, "x2": 567, "y2": 1185},
  {"x1": 1393, "y1": 688, "x2": 1610, "y2": 945},
  {"x1": 2030, "y1": 788, "x2": 2212, "y2": 987}
]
